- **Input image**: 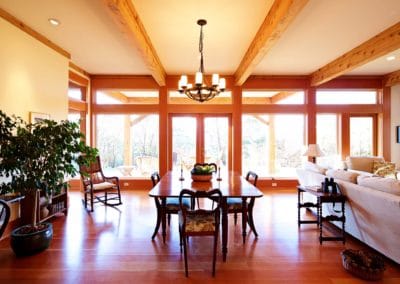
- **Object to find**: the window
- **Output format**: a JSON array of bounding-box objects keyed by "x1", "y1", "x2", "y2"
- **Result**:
[
  {"x1": 316, "y1": 90, "x2": 376, "y2": 104},
  {"x1": 242, "y1": 114, "x2": 304, "y2": 177},
  {"x1": 242, "y1": 91, "x2": 304, "y2": 104},
  {"x1": 350, "y1": 116, "x2": 374, "y2": 156},
  {"x1": 316, "y1": 114, "x2": 340, "y2": 168},
  {"x1": 96, "y1": 114, "x2": 159, "y2": 177},
  {"x1": 96, "y1": 91, "x2": 159, "y2": 104}
]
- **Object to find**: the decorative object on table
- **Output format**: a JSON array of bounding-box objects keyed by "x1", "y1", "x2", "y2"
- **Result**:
[
  {"x1": 179, "y1": 163, "x2": 184, "y2": 181},
  {"x1": 191, "y1": 163, "x2": 217, "y2": 182},
  {"x1": 178, "y1": 19, "x2": 226, "y2": 103},
  {"x1": 216, "y1": 167, "x2": 222, "y2": 181},
  {"x1": 341, "y1": 249, "x2": 385, "y2": 281},
  {"x1": 0, "y1": 110, "x2": 98, "y2": 256},
  {"x1": 303, "y1": 144, "x2": 324, "y2": 163}
]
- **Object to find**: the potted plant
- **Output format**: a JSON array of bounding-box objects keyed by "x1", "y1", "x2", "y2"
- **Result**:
[{"x1": 0, "y1": 110, "x2": 97, "y2": 256}]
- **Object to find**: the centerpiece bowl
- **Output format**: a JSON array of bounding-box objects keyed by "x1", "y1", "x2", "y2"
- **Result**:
[{"x1": 191, "y1": 165, "x2": 214, "y2": 182}]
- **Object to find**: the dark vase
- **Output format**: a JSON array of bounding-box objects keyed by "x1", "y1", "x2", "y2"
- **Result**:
[{"x1": 10, "y1": 222, "x2": 53, "y2": 256}]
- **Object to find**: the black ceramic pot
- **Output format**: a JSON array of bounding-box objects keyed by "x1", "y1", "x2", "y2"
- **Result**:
[{"x1": 10, "y1": 222, "x2": 53, "y2": 256}]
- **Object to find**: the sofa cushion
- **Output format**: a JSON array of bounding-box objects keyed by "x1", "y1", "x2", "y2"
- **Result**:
[
  {"x1": 326, "y1": 169, "x2": 359, "y2": 184},
  {"x1": 345, "y1": 156, "x2": 385, "y2": 173},
  {"x1": 357, "y1": 175, "x2": 400, "y2": 196},
  {"x1": 372, "y1": 161, "x2": 397, "y2": 179},
  {"x1": 303, "y1": 161, "x2": 327, "y2": 175}
]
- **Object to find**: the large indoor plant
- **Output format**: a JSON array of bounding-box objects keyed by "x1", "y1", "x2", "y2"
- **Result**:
[{"x1": 0, "y1": 110, "x2": 97, "y2": 256}]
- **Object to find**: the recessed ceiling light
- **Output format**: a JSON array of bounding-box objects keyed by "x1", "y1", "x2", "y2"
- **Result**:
[
  {"x1": 386, "y1": 55, "x2": 396, "y2": 61},
  {"x1": 48, "y1": 18, "x2": 60, "y2": 26}
]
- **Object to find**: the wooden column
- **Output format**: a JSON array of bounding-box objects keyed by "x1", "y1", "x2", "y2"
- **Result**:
[
  {"x1": 159, "y1": 86, "x2": 168, "y2": 175},
  {"x1": 232, "y1": 86, "x2": 242, "y2": 173},
  {"x1": 306, "y1": 87, "x2": 316, "y2": 145},
  {"x1": 341, "y1": 114, "x2": 350, "y2": 160},
  {"x1": 382, "y1": 87, "x2": 391, "y2": 160},
  {"x1": 123, "y1": 115, "x2": 132, "y2": 166}
]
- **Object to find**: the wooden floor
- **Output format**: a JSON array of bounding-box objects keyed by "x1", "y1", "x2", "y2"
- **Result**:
[{"x1": 0, "y1": 188, "x2": 399, "y2": 283}]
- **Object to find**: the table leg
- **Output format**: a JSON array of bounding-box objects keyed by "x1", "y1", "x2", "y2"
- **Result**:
[
  {"x1": 161, "y1": 197, "x2": 167, "y2": 243},
  {"x1": 241, "y1": 197, "x2": 247, "y2": 244},
  {"x1": 221, "y1": 197, "x2": 228, "y2": 262}
]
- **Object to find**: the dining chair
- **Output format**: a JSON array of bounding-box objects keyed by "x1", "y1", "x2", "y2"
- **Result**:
[
  {"x1": 226, "y1": 171, "x2": 259, "y2": 243},
  {"x1": 0, "y1": 199, "x2": 11, "y2": 239},
  {"x1": 79, "y1": 156, "x2": 122, "y2": 212},
  {"x1": 150, "y1": 172, "x2": 191, "y2": 242},
  {"x1": 178, "y1": 188, "x2": 222, "y2": 277}
]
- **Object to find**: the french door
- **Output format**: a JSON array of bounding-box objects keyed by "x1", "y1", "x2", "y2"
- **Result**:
[{"x1": 170, "y1": 114, "x2": 231, "y2": 172}]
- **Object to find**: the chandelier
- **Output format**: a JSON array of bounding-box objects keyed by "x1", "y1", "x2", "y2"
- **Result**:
[{"x1": 178, "y1": 19, "x2": 226, "y2": 103}]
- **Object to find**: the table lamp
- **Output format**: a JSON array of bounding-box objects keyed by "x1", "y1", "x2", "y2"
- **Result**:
[{"x1": 303, "y1": 144, "x2": 324, "y2": 163}]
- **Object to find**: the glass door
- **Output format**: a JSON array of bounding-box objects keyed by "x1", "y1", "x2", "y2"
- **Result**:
[{"x1": 170, "y1": 115, "x2": 231, "y2": 171}]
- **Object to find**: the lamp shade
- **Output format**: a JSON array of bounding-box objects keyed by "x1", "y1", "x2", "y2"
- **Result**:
[{"x1": 303, "y1": 144, "x2": 324, "y2": 158}]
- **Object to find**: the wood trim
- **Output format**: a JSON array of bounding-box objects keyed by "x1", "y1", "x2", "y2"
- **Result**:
[
  {"x1": 69, "y1": 62, "x2": 90, "y2": 78},
  {"x1": 68, "y1": 98, "x2": 87, "y2": 112},
  {"x1": 242, "y1": 104, "x2": 307, "y2": 113},
  {"x1": 341, "y1": 113, "x2": 350, "y2": 160},
  {"x1": 382, "y1": 87, "x2": 391, "y2": 160},
  {"x1": 0, "y1": 7, "x2": 70, "y2": 59},
  {"x1": 315, "y1": 104, "x2": 382, "y2": 113},
  {"x1": 102, "y1": 0, "x2": 166, "y2": 86},
  {"x1": 69, "y1": 71, "x2": 89, "y2": 86},
  {"x1": 232, "y1": 86, "x2": 242, "y2": 173},
  {"x1": 306, "y1": 88, "x2": 316, "y2": 146},
  {"x1": 270, "y1": 91, "x2": 296, "y2": 104},
  {"x1": 159, "y1": 86, "x2": 168, "y2": 176},
  {"x1": 310, "y1": 22, "x2": 400, "y2": 86},
  {"x1": 234, "y1": 0, "x2": 309, "y2": 85},
  {"x1": 243, "y1": 76, "x2": 309, "y2": 89},
  {"x1": 167, "y1": 104, "x2": 233, "y2": 114},
  {"x1": 91, "y1": 75, "x2": 158, "y2": 89},
  {"x1": 383, "y1": 69, "x2": 400, "y2": 87},
  {"x1": 93, "y1": 104, "x2": 159, "y2": 114},
  {"x1": 316, "y1": 76, "x2": 383, "y2": 89}
]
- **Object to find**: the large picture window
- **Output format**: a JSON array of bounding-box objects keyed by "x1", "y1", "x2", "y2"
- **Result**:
[
  {"x1": 96, "y1": 114, "x2": 159, "y2": 177},
  {"x1": 242, "y1": 114, "x2": 305, "y2": 177}
]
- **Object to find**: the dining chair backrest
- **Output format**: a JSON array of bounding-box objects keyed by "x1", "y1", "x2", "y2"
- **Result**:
[
  {"x1": 246, "y1": 171, "x2": 258, "y2": 187},
  {"x1": 193, "y1": 163, "x2": 218, "y2": 173},
  {"x1": 151, "y1": 171, "x2": 161, "y2": 187},
  {"x1": 179, "y1": 188, "x2": 222, "y2": 214}
]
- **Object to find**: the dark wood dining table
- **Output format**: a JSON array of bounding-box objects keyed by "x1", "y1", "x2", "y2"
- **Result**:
[{"x1": 148, "y1": 170, "x2": 263, "y2": 261}]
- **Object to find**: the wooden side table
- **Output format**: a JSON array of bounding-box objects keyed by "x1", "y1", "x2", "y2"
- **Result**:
[{"x1": 297, "y1": 185, "x2": 346, "y2": 244}]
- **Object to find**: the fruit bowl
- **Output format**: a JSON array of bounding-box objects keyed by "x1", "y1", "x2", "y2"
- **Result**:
[{"x1": 191, "y1": 174, "x2": 212, "y2": 182}]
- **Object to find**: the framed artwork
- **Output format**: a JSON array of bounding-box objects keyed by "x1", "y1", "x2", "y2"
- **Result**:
[{"x1": 30, "y1": 112, "x2": 50, "y2": 123}]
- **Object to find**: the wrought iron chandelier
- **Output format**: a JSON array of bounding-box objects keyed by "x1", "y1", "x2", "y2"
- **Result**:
[{"x1": 178, "y1": 19, "x2": 226, "y2": 103}]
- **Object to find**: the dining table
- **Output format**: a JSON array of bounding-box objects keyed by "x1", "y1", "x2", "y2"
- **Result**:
[{"x1": 148, "y1": 170, "x2": 263, "y2": 261}]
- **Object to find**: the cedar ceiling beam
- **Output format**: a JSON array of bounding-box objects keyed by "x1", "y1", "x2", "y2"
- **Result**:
[
  {"x1": 270, "y1": 91, "x2": 295, "y2": 104},
  {"x1": 383, "y1": 69, "x2": 400, "y2": 87},
  {"x1": 310, "y1": 21, "x2": 400, "y2": 86},
  {"x1": 234, "y1": 0, "x2": 309, "y2": 86},
  {"x1": 103, "y1": 0, "x2": 166, "y2": 86},
  {"x1": 106, "y1": 91, "x2": 129, "y2": 103}
]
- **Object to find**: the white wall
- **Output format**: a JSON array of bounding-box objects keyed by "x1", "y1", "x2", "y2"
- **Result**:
[
  {"x1": 0, "y1": 17, "x2": 69, "y2": 122},
  {"x1": 391, "y1": 85, "x2": 400, "y2": 168}
]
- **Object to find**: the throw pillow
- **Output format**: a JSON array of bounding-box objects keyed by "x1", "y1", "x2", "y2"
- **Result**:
[
  {"x1": 326, "y1": 169, "x2": 359, "y2": 184},
  {"x1": 303, "y1": 161, "x2": 327, "y2": 175},
  {"x1": 357, "y1": 175, "x2": 400, "y2": 196},
  {"x1": 372, "y1": 161, "x2": 397, "y2": 179}
]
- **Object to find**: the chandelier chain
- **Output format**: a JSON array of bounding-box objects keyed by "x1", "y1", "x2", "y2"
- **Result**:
[{"x1": 199, "y1": 24, "x2": 204, "y2": 73}]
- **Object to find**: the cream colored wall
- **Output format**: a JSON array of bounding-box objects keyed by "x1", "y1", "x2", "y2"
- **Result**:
[
  {"x1": 391, "y1": 85, "x2": 400, "y2": 168},
  {"x1": 0, "y1": 17, "x2": 69, "y2": 122}
]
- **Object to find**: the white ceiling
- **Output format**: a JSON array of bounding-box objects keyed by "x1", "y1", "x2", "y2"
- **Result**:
[{"x1": 0, "y1": 0, "x2": 399, "y2": 78}]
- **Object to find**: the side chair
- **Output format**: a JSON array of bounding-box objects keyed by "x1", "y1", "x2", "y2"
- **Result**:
[
  {"x1": 178, "y1": 188, "x2": 222, "y2": 277},
  {"x1": 150, "y1": 171, "x2": 191, "y2": 243},
  {"x1": 79, "y1": 156, "x2": 122, "y2": 212},
  {"x1": 226, "y1": 171, "x2": 259, "y2": 243}
]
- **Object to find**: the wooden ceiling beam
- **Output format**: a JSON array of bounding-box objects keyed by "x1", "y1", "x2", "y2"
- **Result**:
[
  {"x1": 105, "y1": 91, "x2": 129, "y2": 103},
  {"x1": 234, "y1": 0, "x2": 309, "y2": 86},
  {"x1": 103, "y1": 0, "x2": 166, "y2": 86},
  {"x1": 270, "y1": 91, "x2": 296, "y2": 104},
  {"x1": 310, "y1": 22, "x2": 400, "y2": 86},
  {"x1": 383, "y1": 69, "x2": 400, "y2": 87}
]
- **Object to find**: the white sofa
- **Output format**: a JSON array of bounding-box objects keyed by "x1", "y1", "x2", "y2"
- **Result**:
[{"x1": 297, "y1": 159, "x2": 400, "y2": 264}]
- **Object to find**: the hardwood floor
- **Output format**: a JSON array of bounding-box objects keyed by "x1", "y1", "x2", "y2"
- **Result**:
[{"x1": 0, "y1": 188, "x2": 399, "y2": 283}]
